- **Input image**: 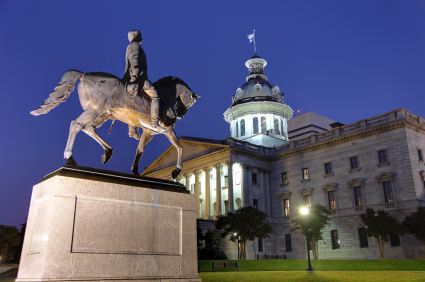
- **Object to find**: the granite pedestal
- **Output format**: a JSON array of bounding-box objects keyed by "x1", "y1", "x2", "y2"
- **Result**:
[{"x1": 16, "y1": 166, "x2": 201, "y2": 282}]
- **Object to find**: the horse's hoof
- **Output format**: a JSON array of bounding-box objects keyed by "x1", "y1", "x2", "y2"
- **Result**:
[
  {"x1": 101, "y1": 150, "x2": 113, "y2": 164},
  {"x1": 64, "y1": 150, "x2": 73, "y2": 159},
  {"x1": 66, "y1": 155, "x2": 78, "y2": 166},
  {"x1": 172, "y1": 168, "x2": 181, "y2": 179}
]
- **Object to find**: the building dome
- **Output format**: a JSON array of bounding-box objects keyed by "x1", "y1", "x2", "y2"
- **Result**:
[{"x1": 223, "y1": 55, "x2": 293, "y2": 147}]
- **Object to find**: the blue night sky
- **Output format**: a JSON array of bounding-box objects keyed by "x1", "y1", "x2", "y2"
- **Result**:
[{"x1": 1, "y1": 0, "x2": 424, "y2": 227}]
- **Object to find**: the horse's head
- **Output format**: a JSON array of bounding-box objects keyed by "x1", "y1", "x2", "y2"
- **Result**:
[{"x1": 176, "y1": 92, "x2": 200, "y2": 119}]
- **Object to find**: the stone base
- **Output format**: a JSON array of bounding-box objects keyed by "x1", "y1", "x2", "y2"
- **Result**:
[{"x1": 16, "y1": 165, "x2": 201, "y2": 282}]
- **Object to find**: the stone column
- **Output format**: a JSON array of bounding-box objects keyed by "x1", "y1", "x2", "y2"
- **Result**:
[
  {"x1": 214, "y1": 163, "x2": 222, "y2": 216},
  {"x1": 238, "y1": 163, "x2": 246, "y2": 208},
  {"x1": 265, "y1": 169, "x2": 271, "y2": 217},
  {"x1": 184, "y1": 173, "x2": 192, "y2": 192},
  {"x1": 194, "y1": 170, "x2": 200, "y2": 218},
  {"x1": 226, "y1": 161, "x2": 234, "y2": 212},
  {"x1": 203, "y1": 167, "x2": 212, "y2": 219},
  {"x1": 245, "y1": 165, "x2": 253, "y2": 207}
]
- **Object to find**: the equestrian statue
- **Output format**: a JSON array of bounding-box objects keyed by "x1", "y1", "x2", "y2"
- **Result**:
[{"x1": 30, "y1": 30, "x2": 199, "y2": 179}]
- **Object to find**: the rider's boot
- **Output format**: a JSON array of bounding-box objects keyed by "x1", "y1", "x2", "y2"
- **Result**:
[
  {"x1": 151, "y1": 98, "x2": 166, "y2": 132},
  {"x1": 128, "y1": 125, "x2": 140, "y2": 140}
]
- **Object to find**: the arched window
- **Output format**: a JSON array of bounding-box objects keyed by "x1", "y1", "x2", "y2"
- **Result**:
[
  {"x1": 241, "y1": 119, "x2": 245, "y2": 136},
  {"x1": 236, "y1": 121, "x2": 239, "y2": 137},
  {"x1": 261, "y1": 116, "x2": 267, "y2": 133},
  {"x1": 274, "y1": 118, "x2": 280, "y2": 135},
  {"x1": 253, "y1": 117, "x2": 259, "y2": 134}
]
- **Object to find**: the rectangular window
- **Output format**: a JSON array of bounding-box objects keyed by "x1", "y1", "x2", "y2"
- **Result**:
[
  {"x1": 285, "y1": 234, "x2": 292, "y2": 252},
  {"x1": 303, "y1": 195, "x2": 311, "y2": 207},
  {"x1": 224, "y1": 175, "x2": 229, "y2": 186},
  {"x1": 302, "y1": 168, "x2": 309, "y2": 180},
  {"x1": 358, "y1": 228, "x2": 368, "y2": 248},
  {"x1": 383, "y1": 181, "x2": 394, "y2": 203},
  {"x1": 224, "y1": 200, "x2": 229, "y2": 213},
  {"x1": 390, "y1": 234, "x2": 401, "y2": 247},
  {"x1": 354, "y1": 186, "x2": 363, "y2": 206},
  {"x1": 378, "y1": 150, "x2": 388, "y2": 163},
  {"x1": 350, "y1": 156, "x2": 359, "y2": 169},
  {"x1": 252, "y1": 173, "x2": 258, "y2": 184},
  {"x1": 331, "y1": 230, "x2": 340, "y2": 249},
  {"x1": 281, "y1": 173, "x2": 288, "y2": 184},
  {"x1": 328, "y1": 191, "x2": 336, "y2": 210},
  {"x1": 418, "y1": 149, "x2": 424, "y2": 162},
  {"x1": 253, "y1": 199, "x2": 258, "y2": 209},
  {"x1": 190, "y1": 183, "x2": 195, "y2": 194},
  {"x1": 258, "y1": 238, "x2": 263, "y2": 252},
  {"x1": 283, "y1": 199, "x2": 290, "y2": 216},
  {"x1": 325, "y1": 162, "x2": 332, "y2": 175}
]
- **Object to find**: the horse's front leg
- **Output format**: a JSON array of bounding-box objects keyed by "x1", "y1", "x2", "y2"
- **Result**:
[
  {"x1": 64, "y1": 109, "x2": 98, "y2": 165},
  {"x1": 163, "y1": 129, "x2": 183, "y2": 179},
  {"x1": 131, "y1": 128, "x2": 154, "y2": 175}
]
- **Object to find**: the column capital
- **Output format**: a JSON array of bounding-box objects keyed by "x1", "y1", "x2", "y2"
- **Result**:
[
  {"x1": 225, "y1": 160, "x2": 234, "y2": 167},
  {"x1": 184, "y1": 172, "x2": 193, "y2": 178},
  {"x1": 214, "y1": 163, "x2": 223, "y2": 170},
  {"x1": 238, "y1": 163, "x2": 251, "y2": 170},
  {"x1": 193, "y1": 170, "x2": 202, "y2": 176},
  {"x1": 203, "y1": 166, "x2": 213, "y2": 173}
]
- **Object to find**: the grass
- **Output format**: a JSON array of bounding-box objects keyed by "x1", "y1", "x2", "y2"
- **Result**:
[
  {"x1": 199, "y1": 259, "x2": 425, "y2": 272},
  {"x1": 199, "y1": 271, "x2": 425, "y2": 282}
]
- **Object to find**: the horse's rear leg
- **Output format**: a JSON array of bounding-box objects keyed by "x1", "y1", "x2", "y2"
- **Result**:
[
  {"x1": 64, "y1": 109, "x2": 98, "y2": 164},
  {"x1": 131, "y1": 129, "x2": 154, "y2": 175},
  {"x1": 163, "y1": 129, "x2": 183, "y2": 179},
  {"x1": 82, "y1": 112, "x2": 114, "y2": 164}
]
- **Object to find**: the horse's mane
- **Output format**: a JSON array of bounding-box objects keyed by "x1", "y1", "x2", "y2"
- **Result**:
[{"x1": 153, "y1": 76, "x2": 193, "y2": 94}]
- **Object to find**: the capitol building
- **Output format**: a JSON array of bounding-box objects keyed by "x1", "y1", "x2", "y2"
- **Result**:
[{"x1": 142, "y1": 55, "x2": 425, "y2": 260}]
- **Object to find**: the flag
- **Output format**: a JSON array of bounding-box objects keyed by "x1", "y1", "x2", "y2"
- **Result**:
[{"x1": 247, "y1": 30, "x2": 255, "y2": 43}]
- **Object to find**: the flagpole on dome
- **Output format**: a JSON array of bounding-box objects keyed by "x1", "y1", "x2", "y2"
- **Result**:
[{"x1": 247, "y1": 30, "x2": 256, "y2": 54}]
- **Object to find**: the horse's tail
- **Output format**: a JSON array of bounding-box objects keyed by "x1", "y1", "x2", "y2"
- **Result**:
[{"x1": 30, "y1": 69, "x2": 85, "y2": 116}]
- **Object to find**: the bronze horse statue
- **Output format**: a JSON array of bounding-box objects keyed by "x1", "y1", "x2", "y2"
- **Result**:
[{"x1": 31, "y1": 70, "x2": 199, "y2": 178}]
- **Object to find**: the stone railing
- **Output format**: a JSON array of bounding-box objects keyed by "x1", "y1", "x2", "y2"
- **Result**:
[
  {"x1": 340, "y1": 122, "x2": 362, "y2": 133},
  {"x1": 317, "y1": 130, "x2": 335, "y2": 140},
  {"x1": 366, "y1": 113, "x2": 390, "y2": 126},
  {"x1": 294, "y1": 138, "x2": 311, "y2": 147}
]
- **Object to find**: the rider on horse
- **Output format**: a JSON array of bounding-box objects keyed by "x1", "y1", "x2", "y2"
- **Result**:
[{"x1": 125, "y1": 30, "x2": 165, "y2": 139}]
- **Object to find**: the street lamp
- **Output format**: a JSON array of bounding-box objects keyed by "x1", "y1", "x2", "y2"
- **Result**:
[
  {"x1": 300, "y1": 207, "x2": 314, "y2": 273},
  {"x1": 233, "y1": 232, "x2": 239, "y2": 260}
]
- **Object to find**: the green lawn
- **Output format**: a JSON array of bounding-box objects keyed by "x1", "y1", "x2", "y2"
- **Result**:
[
  {"x1": 199, "y1": 259, "x2": 425, "y2": 272},
  {"x1": 199, "y1": 271, "x2": 425, "y2": 282}
]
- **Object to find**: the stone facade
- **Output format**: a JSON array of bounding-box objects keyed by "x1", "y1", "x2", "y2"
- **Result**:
[{"x1": 143, "y1": 108, "x2": 425, "y2": 260}]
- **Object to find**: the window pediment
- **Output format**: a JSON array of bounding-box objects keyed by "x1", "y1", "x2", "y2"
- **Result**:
[
  {"x1": 279, "y1": 191, "x2": 292, "y2": 199},
  {"x1": 376, "y1": 172, "x2": 395, "y2": 181},
  {"x1": 347, "y1": 178, "x2": 365, "y2": 188},
  {"x1": 299, "y1": 188, "x2": 313, "y2": 195},
  {"x1": 322, "y1": 183, "x2": 338, "y2": 191}
]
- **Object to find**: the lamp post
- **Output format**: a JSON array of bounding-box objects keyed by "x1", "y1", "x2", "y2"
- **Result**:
[
  {"x1": 233, "y1": 232, "x2": 239, "y2": 260},
  {"x1": 300, "y1": 207, "x2": 314, "y2": 273}
]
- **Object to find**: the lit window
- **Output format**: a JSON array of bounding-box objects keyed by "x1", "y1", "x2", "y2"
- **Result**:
[
  {"x1": 418, "y1": 149, "x2": 424, "y2": 162},
  {"x1": 303, "y1": 195, "x2": 311, "y2": 207},
  {"x1": 281, "y1": 173, "x2": 288, "y2": 184},
  {"x1": 302, "y1": 168, "x2": 309, "y2": 180},
  {"x1": 328, "y1": 191, "x2": 336, "y2": 210},
  {"x1": 236, "y1": 121, "x2": 239, "y2": 137},
  {"x1": 358, "y1": 228, "x2": 368, "y2": 248},
  {"x1": 252, "y1": 173, "x2": 258, "y2": 185},
  {"x1": 350, "y1": 156, "x2": 359, "y2": 169},
  {"x1": 383, "y1": 181, "x2": 394, "y2": 202},
  {"x1": 253, "y1": 117, "x2": 259, "y2": 134},
  {"x1": 354, "y1": 186, "x2": 363, "y2": 206},
  {"x1": 285, "y1": 234, "x2": 292, "y2": 252},
  {"x1": 224, "y1": 175, "x2": 228, "y2": 186},
  {"x1": 378, "y1": 150, "x2": 388, "y2": 163},
  {"x1": 253, "y1": 199, "x2": 258, "y2": 209},
  {"x1": 325, "y1": 162, "x2": 332, "y2": 175},
  {"x1": 224, "y1": 200, "x2": 229, "y2": 213},
  {"x1": 274, "y1": 118, "x2": 280, "y2": 135},
  {"x1": 190, "y1": 183, "x2": 195, "y2": 194},
  {"x1": 283, "y1": 199, "x2": 290, "y2": 216},
  {"x1": 240, "y1": 119, "x2": 245, "y2": 136},
  {"x1": 331, "y1": 230, "x2": 340, "y2": 249}
]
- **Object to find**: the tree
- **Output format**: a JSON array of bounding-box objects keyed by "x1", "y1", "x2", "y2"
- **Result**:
[
  {"x1": 215, "y1": 206, "x2": 272, "y2": 260},
  {"x1": 360, "y1": 207, "x2": 406, "y2": 259},
  {"x1": 0, "y1": 225, "x2": 21, "y2": 263},
  {"x1": 403, "y1": 206, "x2": 425, "y2": 247},
  {"x1": 198, "y1": 229, "x2": 228, "y2": 260},
  {"x1": 12, "y1": 220, "x2": 27, "y2": 263},
  {"x1": 291, "y1": 204, "x2": 331, "y2": 259}
]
